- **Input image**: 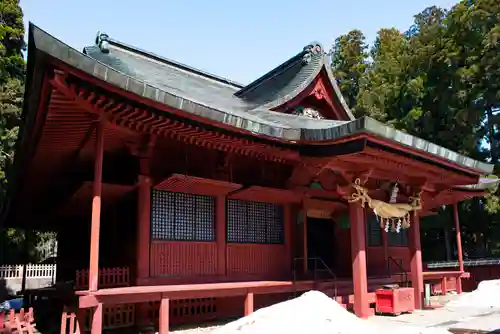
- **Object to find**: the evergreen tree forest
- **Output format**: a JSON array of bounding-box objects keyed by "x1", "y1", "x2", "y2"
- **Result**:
[
  {"x1": 0, "y1": 0, "x2": 56, "y2": 263},
  {"x1": 331, "y1": 0, "x2": 500, "y2": 260}
]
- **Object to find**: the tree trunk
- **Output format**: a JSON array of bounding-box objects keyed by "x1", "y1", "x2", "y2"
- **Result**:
[{"x1": 487, "y1": 106, "x2": 497, "y2": 163}]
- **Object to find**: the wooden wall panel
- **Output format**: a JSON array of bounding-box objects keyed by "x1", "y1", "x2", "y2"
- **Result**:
[
  {"x1": 333, "y1": 225, "x2": 352, "y2": 277},
  {"x1": 150, "y1": 241, "x2": 217, "y2": 277},
  {"x1": 226, "y1": 244, "x2": 288, "y2": 279},
  {"x1": 367, "y1": 246, "x2": 410, "y2": 276}
]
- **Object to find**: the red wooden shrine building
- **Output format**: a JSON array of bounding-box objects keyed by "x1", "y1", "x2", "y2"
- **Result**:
[{"x1": 2, "y1": 24, "x2": 498, "y2": 333}]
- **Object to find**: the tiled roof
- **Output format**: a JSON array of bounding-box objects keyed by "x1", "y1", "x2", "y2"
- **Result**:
[{"x1": 27, "y1": 23, "x2": 494, "y2": 175}]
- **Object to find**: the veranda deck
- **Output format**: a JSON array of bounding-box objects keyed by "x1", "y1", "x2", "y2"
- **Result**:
[
  {"x1": 74, "y1": 276, "x2": 399, "y2": 334},
  {"x1": 423, "y1": 270, "x2": 470, "y2": 294}
]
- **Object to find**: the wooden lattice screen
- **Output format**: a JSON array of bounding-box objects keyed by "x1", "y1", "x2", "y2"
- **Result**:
[
  {"x1": 151, "y1": 190, "x2": 215, "y2": 242},
  {"x1": 227, "y1": 199, "x2": 284, "y2": 244}
]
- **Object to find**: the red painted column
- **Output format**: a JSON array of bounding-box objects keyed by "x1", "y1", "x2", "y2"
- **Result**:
[
  {"x1": 349, "y1": 202, "x2": 370, "y2": 318},
  {"x1": 302, "y1": 210, "x2": 308, "y2": 275},
  {"x1": 91, "y1": 303, "x2": 103, "y2": 334},
  {"x1": 244, "y1": 293, "x2": 254, "y2": 316},
  {"x1": 89, "y1": 120, "x2": 104, "y2": 334},
  {"x1": 408, "y1": 213, "x2": 424, "y2": 309},
  {"x1": 159, "y1": 297, "x2": 170, "y2": 334},
  {"x1": 284, "y1": 204, "x2": 293, "y2": 273},
  {"x1": 136, "y1": 174, "x2": 152, "y2": 281},
  {"x1": 453, "y1": 202, "x2": 464, "y2": 294},
  {"x1": 216, "y1": 196, "x2": 227, "y2": 277},
  {"x1": 89, "y1": 120, "x2": 104, "y2": 292},
  {"x1": 136, "y1": 172, "x2": 152, "y2": 325}
]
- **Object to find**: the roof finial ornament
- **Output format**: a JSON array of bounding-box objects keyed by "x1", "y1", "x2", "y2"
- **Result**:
[
  {"x1": 95, "y1": 31, "x2": 110, "y2": 54},
  {"x1": 302, "y1": 42, "x2": 322, "y2": 64}
]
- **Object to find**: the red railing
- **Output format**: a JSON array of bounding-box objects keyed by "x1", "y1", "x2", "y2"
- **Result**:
[
  {"x1": 0, "y1": 308, "x2": 36, "y2": 333},
  {"x1": 75, "y1": 267, "x2": 130, "y2": 290},
  {"x1": 60, "y1": 267, "x2": 134, "y2": 334}
]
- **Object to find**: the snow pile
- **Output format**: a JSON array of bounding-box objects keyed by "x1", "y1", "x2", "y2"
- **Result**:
[
  {"x1": 447, "y1": 279, "x2": 500, "y2": 308},
  {"x1": 212, "y1": 291, "x2": 451, "y2": 334}
]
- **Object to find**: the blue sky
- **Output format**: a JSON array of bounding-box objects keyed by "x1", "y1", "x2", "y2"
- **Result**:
[{"x1": 21, "y1": 0, "x2": 458, "y2": 84}]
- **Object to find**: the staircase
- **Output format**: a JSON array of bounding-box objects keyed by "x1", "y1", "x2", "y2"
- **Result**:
[
  {"x1": 292, "y1": 257, "x2": 407, "y2": 315},
  {"x1": 387, "y1": 256, "x2": 410, "y2": 287},
  {"x1": 292, "y1": 257, "x2": 338, "y2": 298}
]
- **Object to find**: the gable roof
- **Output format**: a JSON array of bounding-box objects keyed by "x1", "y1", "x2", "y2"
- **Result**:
[
  {"x1": 84, "y1": 34, "x2": 354, "y2": 121},
  {"x1": 234, "y1": 43, "x2": 354, "y2": 119},
  {"x1": 24, "y1": 24, "x2": 494, "y2": 175}
]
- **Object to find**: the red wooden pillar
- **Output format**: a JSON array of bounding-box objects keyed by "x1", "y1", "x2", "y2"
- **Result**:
[
  {"x1": 349, "y1": 202, "x2": 370, "y2": 318},
  {"x1": 244, "y1": 293, "x2": 254, "y2": 316},
  {"x1": 159, "y1": 297, "x2": 170, "y2": 334},
  {"x1": 91, "y1": 303, "x2": 103, "y2": 334},
  {"x1": 216, "y1": 196, "x2": 226, "y2": 276},
  {"x1": 302, "y1": 210, "x2": 308, "y2": 275},
  {"x1": 408, "y1": 213, "x2": 424, "y2": 309},
  {"x1": 136, "y1": 174, "x2": 152, "y2": 279},
  {"x1": 453, "y1": 202, "x2": 464, "y2": 294},
  {"x1": 89, "y1": 120, "x2": 104, "y2": 292},
  {"x1": 89, "y1": 120, "x2": 104, "y2": 333},
  {"x1": 284, "y1": 204, "x2": 293, "y2": 273},
  {"x1": 136, "y1": 172, "x2": 152, "y2": 324}
]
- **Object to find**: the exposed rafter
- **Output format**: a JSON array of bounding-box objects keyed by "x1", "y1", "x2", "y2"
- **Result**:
[{"x1": 48, "y1": 71, "x2": 300, "y2": 164}]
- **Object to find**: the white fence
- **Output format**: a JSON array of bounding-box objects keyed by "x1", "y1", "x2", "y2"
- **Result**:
[{"x1": 0, "y1": 264, "x2": 56, "y2": 279}]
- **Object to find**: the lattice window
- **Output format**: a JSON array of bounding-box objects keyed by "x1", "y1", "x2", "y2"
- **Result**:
[
  {"x1": 227, "y1": 199, "x2": 284, "y2": 244},
  {"x1": 366, "y1": 214, "x2": 382, "y2": 246},
  {"x1": 151, "y1": 190, "x2": 215, "y2": 241}
]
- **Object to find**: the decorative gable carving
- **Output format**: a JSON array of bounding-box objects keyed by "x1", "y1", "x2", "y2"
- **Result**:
[{"x1": 292, "y1": 107, "x2": 324, "y2": 119}]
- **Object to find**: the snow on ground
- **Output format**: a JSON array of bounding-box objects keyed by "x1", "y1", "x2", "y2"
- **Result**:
[
  {"x1": 447, "y1": 279, "x2": 500, "y2": 308},
  {"x1": 211, "y1": 291, "x2": 451, "y2": 334}
]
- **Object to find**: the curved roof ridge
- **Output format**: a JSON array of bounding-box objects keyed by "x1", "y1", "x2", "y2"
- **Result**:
[
  {"x1": 92, "y1": 32, "x2": 245, "y2": 90},
  {"x1": 237, "y1": 42, "x2": 326, "y2": 109},
  {"x1": 234, "y1": 48, "x2": 309, "y2": 97}
]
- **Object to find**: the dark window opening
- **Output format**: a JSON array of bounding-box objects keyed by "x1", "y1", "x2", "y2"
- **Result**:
[
  {"x1": 227, "y1": 199, "x2": 284, "y2": 244},
  {"x1": 151, "y1": 190, "x2": 215, "y2": 242}
]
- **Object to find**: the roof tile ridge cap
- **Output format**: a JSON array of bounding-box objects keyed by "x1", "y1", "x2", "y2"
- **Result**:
[
  {"x1": 252, "y1": 46, "x2": 326, "y2": 111},
  {"x1": 321, "y1": 53, "x2": 356, "y2": 121},
  {"x1": 94, "y1": 31, "x2": 245, "y2": 89}
]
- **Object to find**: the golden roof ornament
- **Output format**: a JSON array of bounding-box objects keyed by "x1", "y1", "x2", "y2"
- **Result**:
[{"x1": 348, "y1": 178, "x2": 422, "y2": 233}]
